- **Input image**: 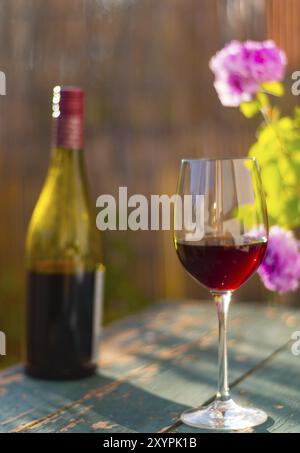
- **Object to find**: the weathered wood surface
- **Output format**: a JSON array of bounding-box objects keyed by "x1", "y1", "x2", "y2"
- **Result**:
[{"x1": 0, "y1": 300, "x2": 299, "y2": 433}]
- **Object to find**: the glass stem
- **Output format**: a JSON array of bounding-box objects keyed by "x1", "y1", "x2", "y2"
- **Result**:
[{"x1": 212, "y1": 291, "x2": 232, "y2": 402}]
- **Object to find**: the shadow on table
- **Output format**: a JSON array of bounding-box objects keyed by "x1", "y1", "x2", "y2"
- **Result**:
[
  {"x1": 0, "y1": 366, "x2": 188, "y2": 433},
  {"x1": 1, "y1": 349, "x2": 298, "y2": 433}
]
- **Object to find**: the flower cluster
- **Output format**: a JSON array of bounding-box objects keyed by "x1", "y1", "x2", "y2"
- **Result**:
[
  {"x1": 209, "y1": 40, "x2": 286, "y2": 107},
  {"x1": 210, "y1": 40, "x2": 300, "y2": 294},
  {"x1": 258, "y1": 226, "x2": 300, "y2": 293}
]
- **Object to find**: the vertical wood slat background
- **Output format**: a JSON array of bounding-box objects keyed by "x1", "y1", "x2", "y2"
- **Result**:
[
  {"x1": 267, "y1": 0, "x2": 300, "y2": 69},
  {"x1": 0, "y1": 0, "x2": 299, "y2": 366}
]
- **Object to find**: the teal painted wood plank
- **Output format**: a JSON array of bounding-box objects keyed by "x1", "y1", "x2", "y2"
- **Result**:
[
  {"x1": 1, "y1": 302, "x2": 297, "y2": 433},
  {"x1": 0, "y1": 367, "x2": 121, "y2": 433},
  {"x1": 100, "y1": 301, "x2": 298, "y2": 380},
  {"x1": 0, "y1": 301, "x2": 212, "y2": 432},
  {"x1": 0, "y1": 300, "x2": 241, "y2": 432},
  {"x1": 99, "y1": 300, "x2": 238, "y2": 378},
  {"x1": 174, "y1": 343, "x2": 300, "y2": 433}
]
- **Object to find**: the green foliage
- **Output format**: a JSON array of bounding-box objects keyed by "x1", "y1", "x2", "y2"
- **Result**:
[
  {"x1": 256, "y1": 92, "x2": 270, "y2": 108},
  {"x1": 240, "y1": 91, "x2": 272, "y2": 119},
  {"x1": 240, "y1": 86, "x2": 284, "y2": 120},
  {"x1": 240, "y1": 100, "x2": 260, "y2": 118},
  {"x1": 261, "y1": 81, "x2": 285, "y2": 97},
  {"x1": 248, "y1": 111, "x2": 300, "y2": 229}
]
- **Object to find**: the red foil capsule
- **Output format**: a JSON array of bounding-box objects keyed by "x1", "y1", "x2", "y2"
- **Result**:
[{"x1": 53, "y1": 86, "x2": 84, "y2": 150}]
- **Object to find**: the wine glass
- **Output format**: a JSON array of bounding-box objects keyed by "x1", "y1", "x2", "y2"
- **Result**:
[{"x1": 173, "y1": 157, "x2": 268, "y2": 431}]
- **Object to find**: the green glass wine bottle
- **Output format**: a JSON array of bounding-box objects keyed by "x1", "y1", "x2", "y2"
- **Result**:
[{"x1": 25, "y1": 86, "x2": 104, "y2": 380}]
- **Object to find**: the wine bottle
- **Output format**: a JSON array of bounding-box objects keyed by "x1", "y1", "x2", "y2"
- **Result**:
[{"x1": 25, "y1": 86, "x2": 104, "y2": 380}]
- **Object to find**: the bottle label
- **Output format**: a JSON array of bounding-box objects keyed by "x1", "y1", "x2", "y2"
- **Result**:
[
  {"x1": 55, "y1": 114, "x2": 83, "y2": 150},
  {"x1": 92, "y1": 265, "x2": 105, "y2": 362}
]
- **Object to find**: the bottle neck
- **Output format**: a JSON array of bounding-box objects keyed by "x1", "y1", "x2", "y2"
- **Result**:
[
  {"x1": 53, "y1": 112, "x2": 84, "y2": 151},
  {"x1": 49, "y1": 146, "x2": 86, "y2": 180}
]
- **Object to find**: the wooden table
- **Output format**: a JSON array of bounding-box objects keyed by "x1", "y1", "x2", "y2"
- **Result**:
[{"x1": 0, "y1": 300, "x2": 300, "y2": 433}]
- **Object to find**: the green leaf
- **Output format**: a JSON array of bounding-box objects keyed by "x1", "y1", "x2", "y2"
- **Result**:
[
  {"x1": 261, "y1": 81, "x2": 284, "y2": 97},
  {"x1": 293, "y1": 106, "x2": 300, "y2": 127},
  {"x1": 240, "y1": 100, "x2": 260, "y2": 118},
  {"x1": 281, "y1": 198, "x2": 300, "y2": 227},
  {"x1": 256, "y1": 92, "x2": 269, "y2": 107}
]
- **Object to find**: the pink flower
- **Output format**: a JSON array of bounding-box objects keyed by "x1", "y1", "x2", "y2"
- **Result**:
[
  {"x1": 209, "y1": 40, "x2": 286, "y2": 107},
  {"x1": 258, "y1": 226, "x2": 300, "y2": 293}
]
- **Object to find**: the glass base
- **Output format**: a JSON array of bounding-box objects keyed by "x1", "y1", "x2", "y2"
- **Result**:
[{"x1": 181, "y1": 398, "x2": 268, "y2": 431}]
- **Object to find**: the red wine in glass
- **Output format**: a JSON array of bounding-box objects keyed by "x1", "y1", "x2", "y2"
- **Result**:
[{"x1": 175, "y1": 237, "x2": 267, "y2": 292}]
